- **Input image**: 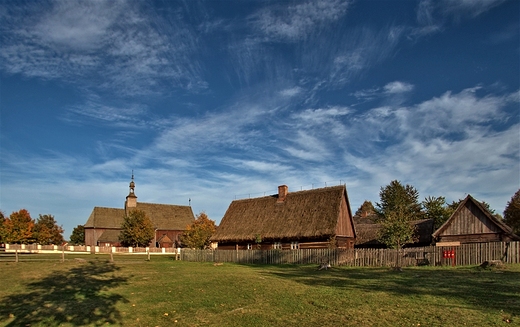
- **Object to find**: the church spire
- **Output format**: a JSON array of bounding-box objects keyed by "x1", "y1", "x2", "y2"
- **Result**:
[
  {"x1": 129, "y1": 170, "x2": 136, "y2": 194},
  {"x1": 126, "y1": 171, "x2": 137, "y2": 209}
]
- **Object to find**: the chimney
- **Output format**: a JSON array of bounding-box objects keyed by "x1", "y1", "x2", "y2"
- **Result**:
[{"x1": 277, "y1": 185, "x2": 288, "y2": 203}]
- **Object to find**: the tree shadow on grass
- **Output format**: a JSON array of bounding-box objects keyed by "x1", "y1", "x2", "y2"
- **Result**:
[
  {"x1": 257, "y1": 265, "x2": 520, "y2": 319},
  {"x1": 0, "y1": 260, "x2": 128, "y2": 326}
]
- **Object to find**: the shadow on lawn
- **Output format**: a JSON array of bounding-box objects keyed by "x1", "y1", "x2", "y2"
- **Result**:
[
  {"x1": 0, "y1": 260, "x2": 128, "y2": 326},
  {"x1": 260, "y1": 265, "x2": 520, "y2": 318}
]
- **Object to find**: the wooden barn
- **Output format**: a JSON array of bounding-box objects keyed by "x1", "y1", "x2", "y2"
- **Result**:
[
  {"x1": 84, "y1": 176, "x2": 195, "y2": 247},
  {"x1": 433, "y1": 194, "x2": 520, "y2": 244},
  {"x1": 354, "y1": 216, "x2": 434, "y2": 248},
  {"x1": 210, "y1": 184, "x2": 356, "y2": 250}
]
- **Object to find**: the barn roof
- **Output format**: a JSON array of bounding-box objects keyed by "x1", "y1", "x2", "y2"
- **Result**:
[
  {"x1": 210, "y1": 185, "x2": 351, "y2": 243},
  {"x1": 85, "y1": 203, "x2": 195, "y2": 230},
  {"x1": 433, "y1": 195, "x2": 520, "y2": 240},
  {"x1": 355, "y1": 219, "x2": 434, "y2": 247}
]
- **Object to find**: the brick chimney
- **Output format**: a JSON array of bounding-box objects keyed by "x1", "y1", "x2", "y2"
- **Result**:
[{"x1": 277, "y1": 185, "x2": 288, "y2": 203}]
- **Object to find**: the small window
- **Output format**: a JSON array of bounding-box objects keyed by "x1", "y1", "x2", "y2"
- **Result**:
[
  {"x1": 247, "y1": 243, "x2": 252, "y2": 250},
  {"x1": 290, "y1": 242, "x2": 299, "y2": 250},
  {"x1": 273, "y1": 242, "x2": 282, "y2": 249}
]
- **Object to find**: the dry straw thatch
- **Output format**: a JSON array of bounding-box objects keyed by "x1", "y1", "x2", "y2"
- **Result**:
[{"x1": 211, "y1": 185, "x2": 347, "y2": 243}]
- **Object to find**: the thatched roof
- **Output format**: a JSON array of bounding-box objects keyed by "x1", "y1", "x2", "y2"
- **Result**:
[
  {"x1": 211, "y1": 185, "x2": 351, "y2": 243},
  {"x1": 433, "y1": 194, "x2": 520, "y2": 240},
  {"x1": 355, "y1": 219, "x2": 434, "y2": 247},
  {"x1": 85, "y1": 203, "x2": 195, "y2": 230}
]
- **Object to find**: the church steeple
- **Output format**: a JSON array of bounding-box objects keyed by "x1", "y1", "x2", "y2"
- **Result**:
[{"x1": 125, "y1": 171, "x2": 137, "y2": 209}]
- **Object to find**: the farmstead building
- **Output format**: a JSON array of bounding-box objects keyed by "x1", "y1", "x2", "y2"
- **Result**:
[
  {"x1": 433, "y1": 194, "x2": 520, "y2": 244},
  {"x1": 84, "y1": 176, "x2": 195, "y2": 247},
  {"x1": 210, "y1": 185, "x2": 356, "y2": 250}
]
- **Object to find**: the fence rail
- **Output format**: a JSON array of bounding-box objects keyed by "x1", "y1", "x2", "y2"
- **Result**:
[{"x1": 3, "y1": 241, "x2": 519, "y2": 267}]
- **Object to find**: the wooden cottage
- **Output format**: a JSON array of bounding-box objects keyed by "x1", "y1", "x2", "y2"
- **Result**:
[
  {"x1": 433, "y1": 195, "x2": 520, "y2": 244},
  {"x1": 84, "y1": 176, "x2": 195, "y2": 247},
  {"x1": 210, "y1": 185, "x2": 356, "y2": 250}
]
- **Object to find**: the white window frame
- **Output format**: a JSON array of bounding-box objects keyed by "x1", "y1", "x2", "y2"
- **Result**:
[
  {"x1": 247, "y1": 243, "x2": 252, "y2": 250},
  {"x1": 290, "y1": 241, "x2": 299, "y2": 250},
  {"x1": 273, "y1": 242, "x2": 282, "y2": 249}
]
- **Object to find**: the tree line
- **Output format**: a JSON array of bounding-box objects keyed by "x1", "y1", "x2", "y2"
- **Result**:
[
  {"x1": 0, "y1": 208, "x2": 216, "y2": 249},
  {"x1": 0, "y1": 210, "x2": 64, "y2": 245},
  {"x1": 1, "y1": 182, "x2": 518, "y2": 250},
  {"x1": 354, "y1": 180, "x2": 520, "y2": 250}
]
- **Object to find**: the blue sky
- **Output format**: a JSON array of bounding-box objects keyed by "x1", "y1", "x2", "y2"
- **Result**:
[{"x1": 1, "y1": 0, "x2": 519, "y2": 239}]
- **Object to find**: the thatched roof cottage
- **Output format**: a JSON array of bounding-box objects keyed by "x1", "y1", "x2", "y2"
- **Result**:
[
  {"x1": 84, "y1": 176, "x2": 195, "y2": 247},
  {"x1": 210, "y1": 185, "x2": 356, "y2": 250}
]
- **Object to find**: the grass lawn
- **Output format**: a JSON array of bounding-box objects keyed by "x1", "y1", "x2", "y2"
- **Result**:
[{"x1": 0, "y1": 254, "x2": 519, "y2": 326}]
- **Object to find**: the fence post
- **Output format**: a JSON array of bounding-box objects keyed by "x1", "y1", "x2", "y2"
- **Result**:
[{"x1": 15, "y1": 249, "x2": 19, "y2": 263}]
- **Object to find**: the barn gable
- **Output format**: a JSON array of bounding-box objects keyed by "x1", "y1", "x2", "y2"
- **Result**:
[{"x1": 433, "y1": 195, "x2": 520, "y2": 243}]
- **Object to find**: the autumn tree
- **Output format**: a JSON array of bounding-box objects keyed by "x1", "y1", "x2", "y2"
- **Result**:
[
  {"x1": 119, "y1": 209, "x2": 155, "y2": 247},
  {"x1": 422, "y1": 196, "x2": 451, "y2": 229},
  {"x1": 4, "y1": 209, "x2": 35, "y2": 244},
  {"x1": 180, "y1": 212, "x2": 216, "y2": 249},
  {"x1": 69, "y1": 225, "x2": 85, "y2": 245},
  {"x1": 503, "y1": 189, "x2": 520, "y2": 235},
  {"x1": 33, "y1": 214, "x2": 64, "y2": 245},
  {"x1": 0, "y1": 211, "x2": 6, "y2": 244}
]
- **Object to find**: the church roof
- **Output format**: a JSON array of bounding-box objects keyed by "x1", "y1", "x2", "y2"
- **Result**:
[{"x1": 85, "y1": 202, "x2": 195, "y2": 230}]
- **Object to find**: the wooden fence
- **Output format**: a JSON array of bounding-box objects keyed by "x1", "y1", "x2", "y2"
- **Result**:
[
  {"x1": 4, "y1": 241, "x2": 519, "y2": 267},
  {"x1": 181, "y1": 241, "x2": 520, "y2": 267}
]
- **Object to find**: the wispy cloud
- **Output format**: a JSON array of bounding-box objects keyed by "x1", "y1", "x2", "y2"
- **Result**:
[
  {"x1": 251, "y1": 0, "x2": 350, "y2": 42},
  {"x1": 0, "y1": 0, "x2": 207, "y2": 96},
  {"x1": 442, "y1": 0, "x2": 507, "y2": 17}
]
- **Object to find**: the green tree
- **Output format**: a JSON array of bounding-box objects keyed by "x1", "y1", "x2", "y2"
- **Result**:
[
  {"x1": 503, "y1": 189, "x2": 520, "y2": 235},
  {"x1": 119, "y1": 209, "x2": 155, "y2": 247},
  {"x1": 375, "y1": 180, "x2": 423, "y2": 222},
  {"x1": 375, "y1": 181, "x2": 422, "y2": 267},
  {"x1": 33, "y1": 214, "x2": 64, "y2": 245},
  {"x1": 4, "y1": 209, "x2": 35, "y2": 244},
  {"x1": 69, "y1": 225, "x2": 86, "y2": 245},
  {"x1": 422, "y1": 196, "x2": 451, "y2": 229},
  {"x1": 354, "y1": 200, "x2": 376, "y2": 218},
  {"x1": 180, "y1": 212, "x2": 216, "y2": 249},
  {"x1": 377, "y1": 206, "x2": 418, "y2": 250}
]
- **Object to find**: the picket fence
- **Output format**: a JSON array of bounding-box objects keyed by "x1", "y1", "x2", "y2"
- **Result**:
[{"x1": 4, "y1": 241, "x2": 519, "y2": 267}]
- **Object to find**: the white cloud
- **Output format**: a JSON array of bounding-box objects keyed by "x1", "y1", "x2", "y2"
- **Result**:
[
  {"x1": 279, "y1": 87, "x2": 303, "y2": 97},
  {"x1": 384, "y1": 81, "x2": 415, "y2": 94}
]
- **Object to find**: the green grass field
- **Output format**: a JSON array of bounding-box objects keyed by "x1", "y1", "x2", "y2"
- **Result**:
[{"x1": 0, "y1": 254, "x2": 519, "y2": 326}]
